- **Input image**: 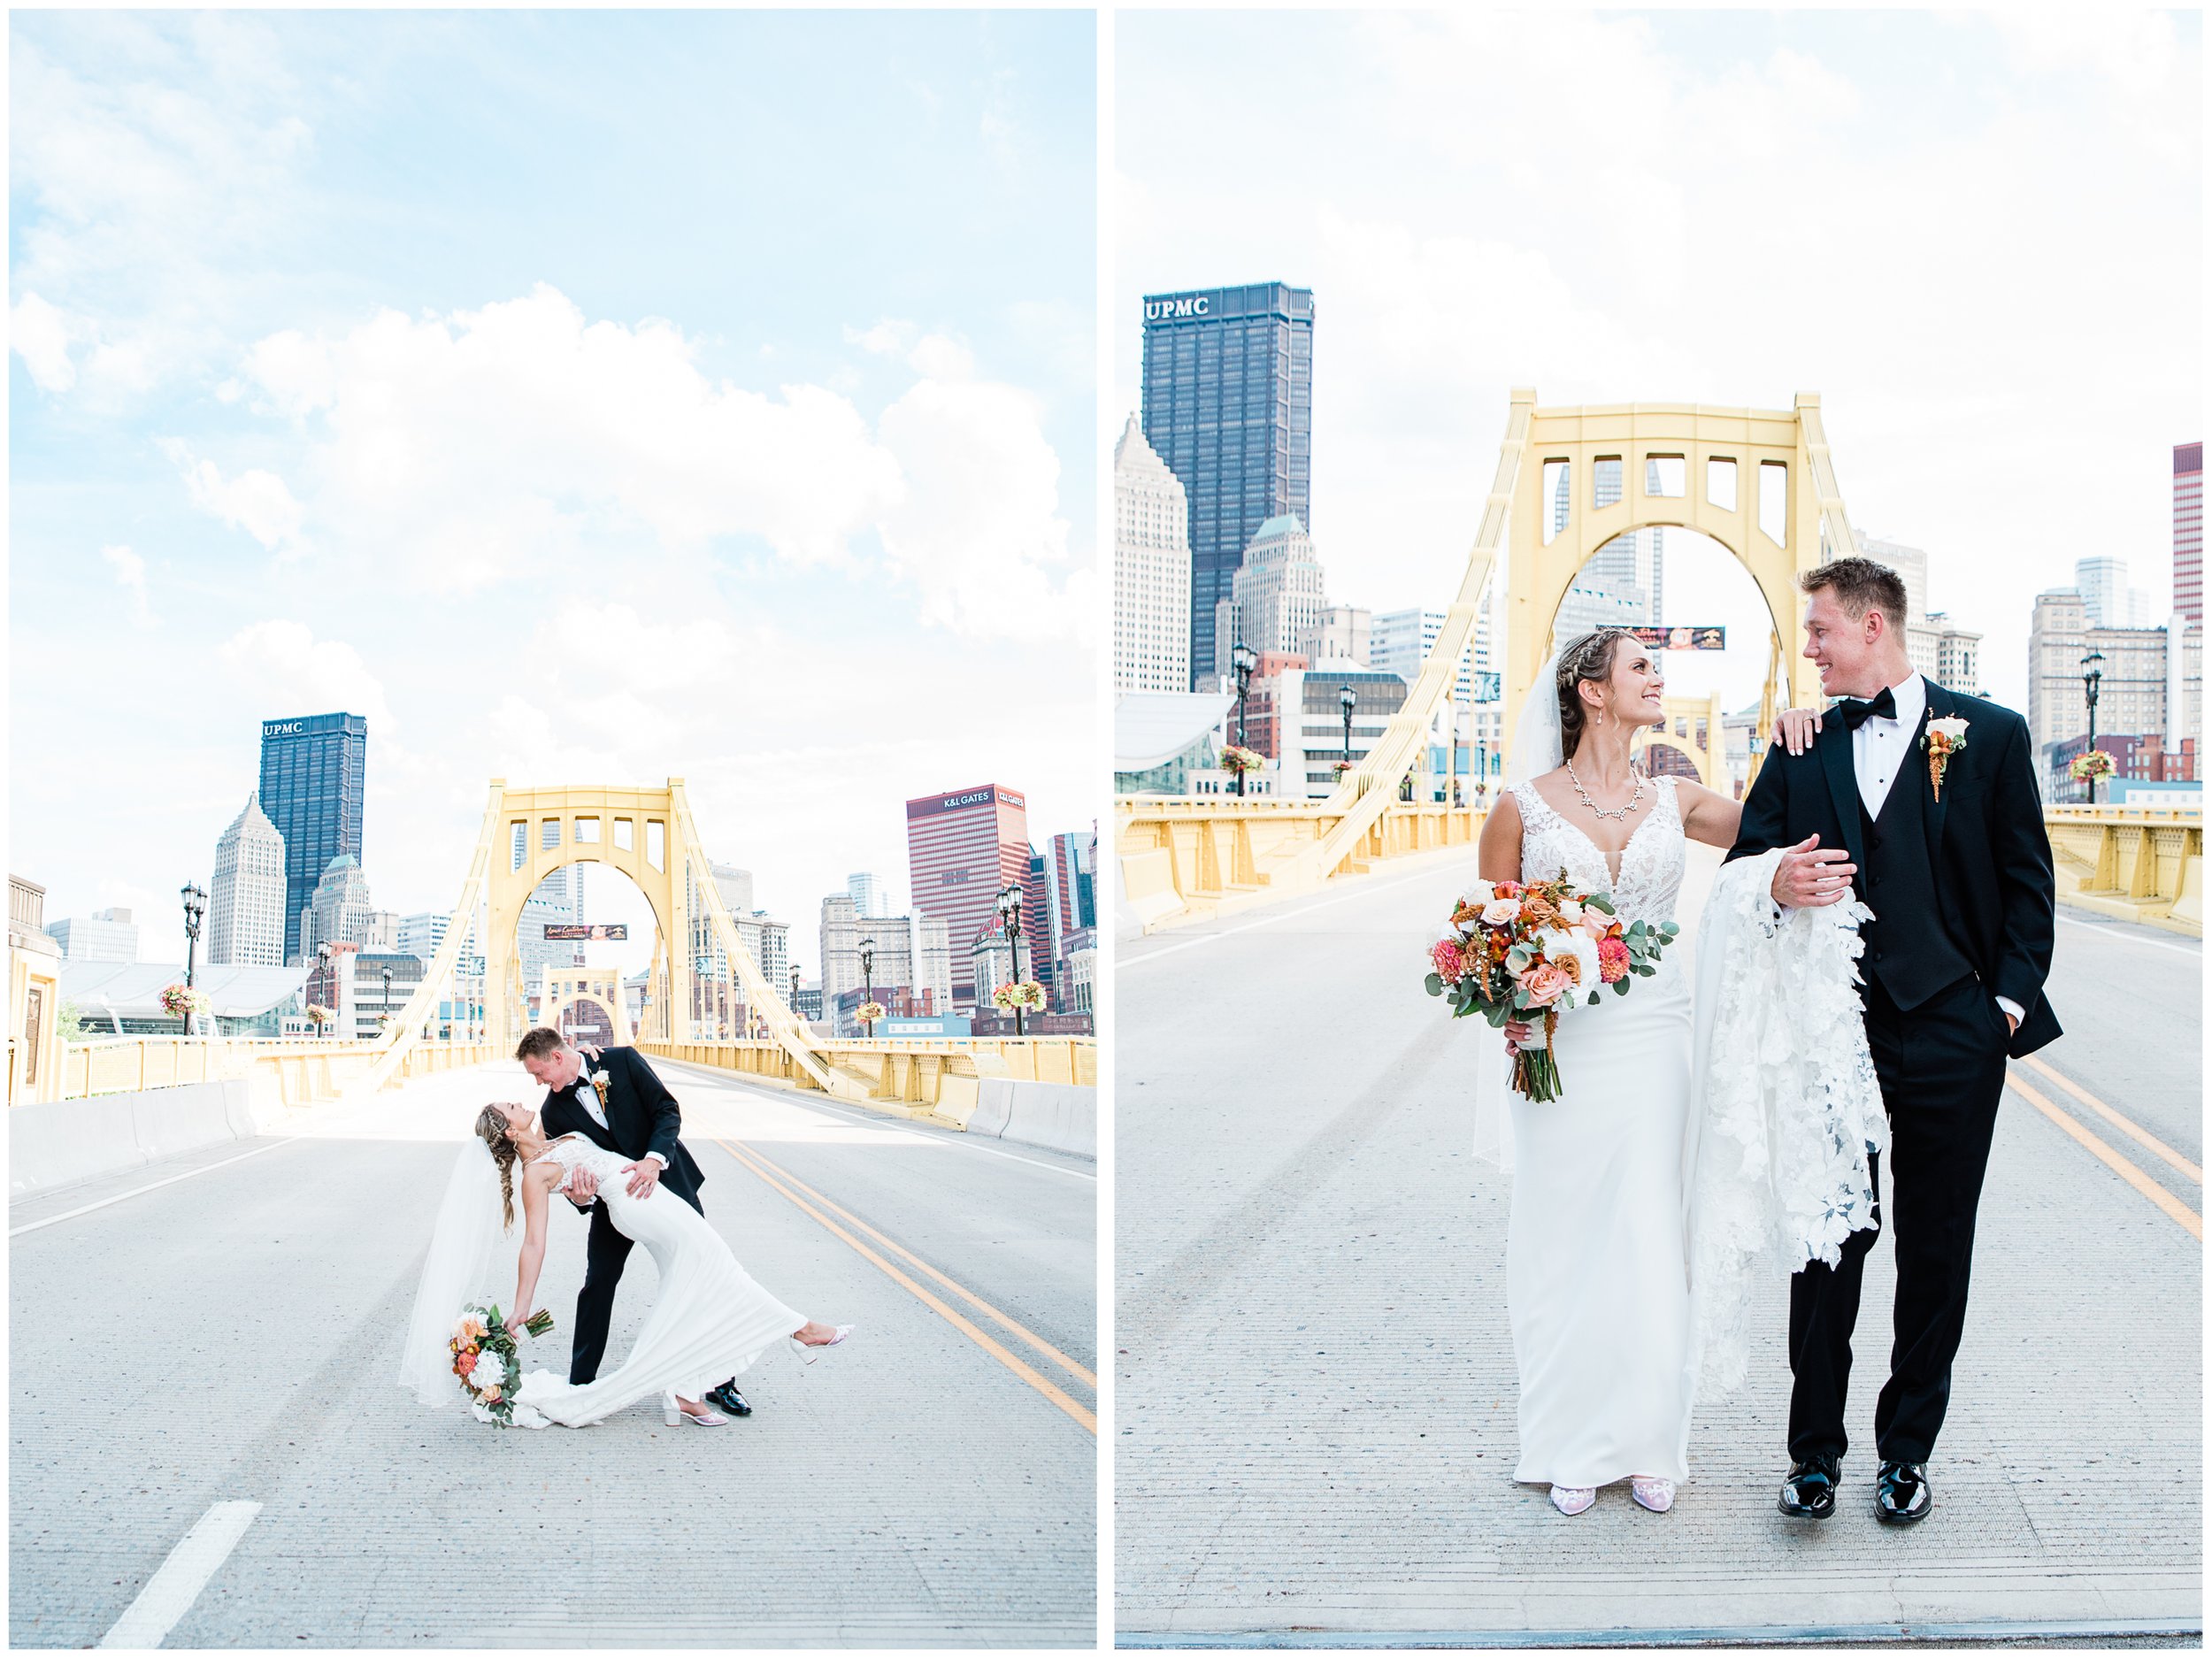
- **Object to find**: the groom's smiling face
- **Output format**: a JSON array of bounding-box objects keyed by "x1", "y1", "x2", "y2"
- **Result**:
[{"x1": 522, "y1": 1047, "x2": 582, "y2": 1091}]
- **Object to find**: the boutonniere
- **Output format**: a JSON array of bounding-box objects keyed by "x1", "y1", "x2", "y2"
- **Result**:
[
  {"x1": 588, "y1": 1069, "x2": 611, "y2": 1108},
  {"x1": 1924, "y1": 716, "x2": 1970, "y2": 800}
]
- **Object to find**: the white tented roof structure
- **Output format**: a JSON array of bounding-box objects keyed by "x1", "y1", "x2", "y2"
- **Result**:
[{"x1": 1115, "y1": 692, "x2": 1234, "y2": 772}]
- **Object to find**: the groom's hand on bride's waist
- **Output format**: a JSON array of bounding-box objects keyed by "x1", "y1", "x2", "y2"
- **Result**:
[
  {"x1": 567, "y1": 1167, "x2": 599, "y2": 1208},
  {"x1": 620, "y1": 1157, "x2": 664, "y2": 1199},
  {"x1": 1772, "y1": 834, "x2": 1856, "y2": 909}
]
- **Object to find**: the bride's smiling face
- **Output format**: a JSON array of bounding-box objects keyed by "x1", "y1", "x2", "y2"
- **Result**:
[
  {"x1": 1583, "y1": 639, "x2": 1666, "y2": 731},
  {"x1": 493, "y1": 1101, "x2": 536, "y2": 1136}
]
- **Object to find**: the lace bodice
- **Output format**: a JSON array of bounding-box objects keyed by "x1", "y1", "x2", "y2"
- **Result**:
[
  {"x1": 531, "y1": 1134, "x2": 627, "y2": 1196},
  {"x1": 1512, "y1": 774, "x2": 1684, "y2": 925}
]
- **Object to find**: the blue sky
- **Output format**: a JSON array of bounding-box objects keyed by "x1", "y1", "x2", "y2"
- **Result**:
[
  {"x1": 1118, "y1": 8, "x2": 2200, "y2": 714},
  {"x1": 12, "y1": 9, "x2": 1096, "y2": 970}
]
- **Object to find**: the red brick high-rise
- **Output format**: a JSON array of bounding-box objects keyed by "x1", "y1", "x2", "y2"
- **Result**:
[
  {"x1": 2176, "y1": 441, "x2": 2202, "y2": 624},
  {"x1": 905, "y1": 784, "x2": 1030, "y2": 1013}
]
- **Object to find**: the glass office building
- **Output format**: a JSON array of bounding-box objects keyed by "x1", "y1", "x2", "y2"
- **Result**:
[
  {"x1": 258, "y1": 710, "x2": 369, "y2": 963},
  {"x1": 1141, "y1": 282, "x2": 1314, "y2": 690}
]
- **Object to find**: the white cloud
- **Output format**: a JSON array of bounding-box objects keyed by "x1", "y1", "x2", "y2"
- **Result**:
[
  {"x1": 218, "y1": 619, "x2": 396, "y2": 733},
  {"x1": 12, "y1": 292, "x2": 77, "y2": 390},
  {"x1": 220, "y1": 287, "x2": 1087, "y2": 639},
  {"x1": 846, "y1": 317, "x2": 978, "y2": 380},
  {"x1": 10, "y1": 26, "x2": 317, "y2": 403},
  {"x1": 241, "y1": 285, "x2": 904, "y2": 590},
  {"x1": 102, "y1": 544, "x2": 151, "y2": 624},
  {"x1": 164, "y1": 441, "x2": 309, "y2": 556},
  {"x1": 876, "y1": 374, "x2": 1085, "y2": 641}
]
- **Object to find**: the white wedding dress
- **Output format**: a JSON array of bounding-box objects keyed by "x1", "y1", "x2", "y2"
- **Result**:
[
  {"x1": 508, "y1": 1136, "x2": 808, "y2": 1429},
  {"x1": 1503, "y1": 775, "x2": 1694, "y2": 1487}
]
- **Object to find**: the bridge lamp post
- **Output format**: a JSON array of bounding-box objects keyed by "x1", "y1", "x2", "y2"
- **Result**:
[
  {"x1": 857, "y1": 937, "x2": 876, "y2": 1039},
  {"x1": 2078, "y1": 648, "x2": 2107, "y2": 804},
  {"x1": 996, "y1": 885, "x2": 1027, "y2": 1036},
  {"x1": 380, "y1": 965, "x2": 393, "y2": 1036},
  {"x1": 314, "y1": 941, "x2": 334, "y2": 1037},
  {"x1": 179, "y1": 881, "x2": 206, "y2": 1036},
  {"x1": 1231, "y1": 641, "x2": 1259, "y2": 798},
  {"x1": 1340, "y1": 684, "x2": 1356, "y2": 776}
]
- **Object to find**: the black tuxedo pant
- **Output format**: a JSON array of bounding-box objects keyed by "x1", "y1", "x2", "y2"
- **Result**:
[
  {"x1": 570, "y1": 1185, "x2": 706, "y2": 1386},
  {"x1": 1786, "y1": 970, "x2": 2011, "y2": 1466}
]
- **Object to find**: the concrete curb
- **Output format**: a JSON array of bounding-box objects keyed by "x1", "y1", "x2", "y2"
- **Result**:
[
  {"x1": 10, "y1": 1079, "x2": 284, "y2": 1200},
  {"x1": 967, "y1": 1079, "x2": 1096, "y2": 1160}
]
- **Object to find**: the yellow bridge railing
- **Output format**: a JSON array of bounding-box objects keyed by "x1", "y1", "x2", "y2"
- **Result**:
[
  {"x1": 1118, "y1": 795, "x2": 2203, "y2": 940},
  {"x1": 2045, "y1": 804, "x2": 2202, "y2": 936},
  {"x1": 1117, "y1": 794, "x2": 1484, "y2": 933},
  {"x1": 640, "y1": 1036, "x2": 1097, "y2": 1128},
  {"x1": 56, "y1": 1035, "x2": 495, "y2": 1104}
]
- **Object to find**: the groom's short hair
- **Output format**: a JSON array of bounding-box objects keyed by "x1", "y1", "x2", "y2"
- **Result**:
[
  {"x1": 515, "y1": 1026, "x2": 568, "y2": 1063},
  {"x1": 1800, "y1": 557, "x2": 1908, "y2": 630}
]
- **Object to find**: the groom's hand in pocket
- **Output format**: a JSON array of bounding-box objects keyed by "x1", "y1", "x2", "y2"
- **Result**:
[{"x1": 1772, "y1": 834, "x2": 1855, "y2": 908}]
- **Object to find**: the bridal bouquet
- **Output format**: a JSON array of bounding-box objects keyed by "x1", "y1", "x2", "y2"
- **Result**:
[
  {"x1": 450, "y1": 1302, "x2": 554, "y2": 1426},
  {"x1": 1424, "y1": 872, "x2": 1678, "y2": 1102}
]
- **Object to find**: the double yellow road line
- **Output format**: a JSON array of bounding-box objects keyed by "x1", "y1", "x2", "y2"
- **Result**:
[
  {"x1": 2007, "y1": 1056, "x2": 2201, "y2": 1240},
  {"x1": 714, "y1": 1137, "x2": 1098, "y2": 1434}
]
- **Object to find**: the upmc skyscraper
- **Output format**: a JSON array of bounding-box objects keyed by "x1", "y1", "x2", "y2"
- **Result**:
[
  {"x1": 1141, "y1": 283, "x2": 1314, "y2": 689},
  {"x1": 258, "y1": 711, "x2": 368, "y2": 963}
]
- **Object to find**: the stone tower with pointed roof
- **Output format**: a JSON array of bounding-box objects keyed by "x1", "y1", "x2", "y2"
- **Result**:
[
  {"x1": 1114, "y1": 412, "x2": 1193, "y2": 694},
  {"x1": 209, "y1": 794, "x2": 288, "y2": 967}
]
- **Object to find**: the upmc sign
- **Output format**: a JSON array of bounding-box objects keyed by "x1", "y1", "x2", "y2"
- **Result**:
[
  {"x1": 263, "y1": 720, "x2": 305, "y2": 738},
  {"x1": 1144, "y1": 294, "x2": 1211, "y2": 322}
]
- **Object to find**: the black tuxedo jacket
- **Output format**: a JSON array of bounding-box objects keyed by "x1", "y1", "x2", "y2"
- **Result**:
[
  {"x1": 1724, "y1": 679, "x2": 2062, "y2": 1058},
  {"x1": 537, "y1": 1046, "x2": 706, "y2": 1211}
]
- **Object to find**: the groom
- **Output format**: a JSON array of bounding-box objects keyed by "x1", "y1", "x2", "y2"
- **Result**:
[
  {"x1": 1728, "y1": 557, "x2": 2058, "y2": 1525},
  {"x1": 515, "y1": 1027, "x2": 753, "y2": 1419}
]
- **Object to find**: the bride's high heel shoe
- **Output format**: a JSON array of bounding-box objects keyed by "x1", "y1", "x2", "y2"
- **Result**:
[
  {"x1": 1631, "y1": 1476, "x2": 1676, "y2": 1513},
  {"x1": 790, "y1": 1323, "x2": 855, "y2": 1365},
  {"x1": 663, "y1": 1392, "x2": 728, "y2": 1427}
]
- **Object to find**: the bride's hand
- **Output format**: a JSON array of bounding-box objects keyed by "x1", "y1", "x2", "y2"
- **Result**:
[
  {"x1": 1503, "y1": 1019, "x2": 1533, "y2": 1051},
  {"x1": 1773, "y1": 706, "x2": 1821, "y2": 756}
]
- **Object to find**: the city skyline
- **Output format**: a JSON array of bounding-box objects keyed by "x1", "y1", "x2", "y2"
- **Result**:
[
  {"x1": 1118, "y1": 10, "x2": 2200, "y2": 712},
  {"x1": 10, "y1": 11, "x2": 1098, "y2": 971}
]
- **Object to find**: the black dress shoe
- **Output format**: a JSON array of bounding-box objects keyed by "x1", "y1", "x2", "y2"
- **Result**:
[
  {"x1": 1778, "y1": 1454, "x2": 1841, "y2": 1518},
  {"x1": 1874, "y1": 1460, "x2": 1931, "y2": 1524},
  {"x1": 705, "y1": 1381, "x2": 751, "y2": 1418}
]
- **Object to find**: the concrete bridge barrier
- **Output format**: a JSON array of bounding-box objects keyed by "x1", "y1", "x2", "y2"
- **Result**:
[
  {"x1": 9, "y1": 1074, "x2": 286, "y2": 1199},
  {"x1": 964, "y1": 1079, "x2": 1096, "y2": 1160}
]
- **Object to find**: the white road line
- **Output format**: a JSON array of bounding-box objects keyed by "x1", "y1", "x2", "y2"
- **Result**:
[
  {"x1": 2055, "y1": 910, "x2": 2202, "y2": 959},
  {"x1": 98, "y1": 1500, "x2": 260, "y2": 1648},
  {"x1": 1119, "y1": 858, "x2": 1475, "y2": 968},
  {"x1": 657, "y1": 1062, "x2": 1098, "y2": 1182},
  {"x1": 9, "y1": 1138, "x2": 304, "y2": 1238}
]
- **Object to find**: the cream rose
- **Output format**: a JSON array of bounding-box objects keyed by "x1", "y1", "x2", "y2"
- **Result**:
[{"x1": 1480, "y1": 897, "x2": 1522, "y2": 926}]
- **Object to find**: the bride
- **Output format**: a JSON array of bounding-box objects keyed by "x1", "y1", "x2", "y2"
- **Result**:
[
  {"x1": 1474, "y1": 628, "x2": 1821, "y2": 1516},
  {"x1": 398, "y1": 1103, "x2": 850, "y2": 1428}
]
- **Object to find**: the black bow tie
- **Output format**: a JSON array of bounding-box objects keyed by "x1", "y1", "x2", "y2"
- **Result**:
[{"x1": 1838, "y1": 687, "x2": 1898, "y2": 731}]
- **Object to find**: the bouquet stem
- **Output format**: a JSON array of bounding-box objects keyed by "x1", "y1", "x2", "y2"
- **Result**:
[{"x1": 1511, "y1": 1011, "x2": 1562, "y2": 1101}]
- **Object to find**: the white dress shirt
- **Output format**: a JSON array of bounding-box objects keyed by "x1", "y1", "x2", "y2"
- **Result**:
[
  {"x1": 1852, "y1": 671, "x2": 1924, "y2": 818},
  {"x1": 1853, "y1": 672, "x2": 2020, "y2": 1028}
]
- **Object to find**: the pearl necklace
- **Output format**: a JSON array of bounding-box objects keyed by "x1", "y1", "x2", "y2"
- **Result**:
[{"x1": 1565, "y1": 758, "x2": 1645, "y2": 822}]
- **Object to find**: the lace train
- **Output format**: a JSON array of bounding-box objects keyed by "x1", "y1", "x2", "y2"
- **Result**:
[{"x1": 1686, "y1": 850, "x2": 1886, "y2": 1398}]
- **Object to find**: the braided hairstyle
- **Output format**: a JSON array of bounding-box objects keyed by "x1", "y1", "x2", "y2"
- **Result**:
[
  {"x1": 474, "y1": 1104, "x2": 521, "y2": 1229},
  {"x1": 1554, "y1": 627, "x2": 1637, "y2": 762}
]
